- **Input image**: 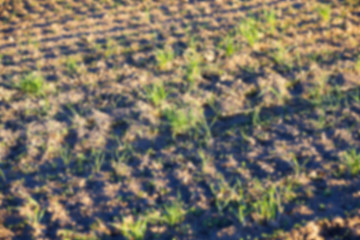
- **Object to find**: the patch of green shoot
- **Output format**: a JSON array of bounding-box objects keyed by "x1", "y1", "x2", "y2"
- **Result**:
[
  {"x1": 113, "y1": 218, "x2": 147, "y2": 240},
  {"x1": 263, "y1": 8, "x2": 277, "y2": 34},
  {"x1": 65, "y1": 56, "x2": 80, "y2": 75},
  {"x1": 163, "y1": 107, "x2": 199, "y2": 137},
  {"x1": 237, "y1": 16, "x2": 260, "y2": 47},
  {"x1": 144, "y1": 82, "x2": 167, "y2": 106},
  {"x1": 155, "y1": 47, "x2": 175, "y2": 71},
  {"x1": 184, "y1": 48, "x2": 202, "y2": 87},
  {"x1": 162, "y1": 201, "x2": 186, "y2": 226},
  {"x1": 18, "y1": 72, "x2": 45, "y2": 96},
  {"x1": 219, "y1": 33, "x2": 237, "y2": 57},
  {"x1": 316, "y1": 4, "x2": 332, "y2": 24},
  {"x1": 342, "y1": 148, "x2": 360, "y2": 176}
]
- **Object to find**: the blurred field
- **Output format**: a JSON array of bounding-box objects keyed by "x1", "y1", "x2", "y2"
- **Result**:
[{"x1": 0, "y1": 0, "x2": 360, "y2": 239}]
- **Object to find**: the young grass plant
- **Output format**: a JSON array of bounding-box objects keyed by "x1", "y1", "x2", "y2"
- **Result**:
[
  {"x1": 162, "y1": 201, "x2": 186, "y2": 227},
  {"x1": 92, "y1": 149, "x2": 105, "y2": 174},
  {"x1": 144, "y1": 7, "x2": 152, "y2": 23},
  {"x1": 65, "y1": 56, "x2": 80, "y2": 76},
  {"x1": 111, "y1": 150, "x2": 130, "y2": 176},
  {"x1": 355, "y1": 56, "x2": 360, "y2": 72},
  {"x1": 309, "y1": 73, "x2": 329, "y2": 103},
  {"x1": 233, "y1": 203, "x2": 247, "y2": 225},
  {"x1": 252, "y1": 184, "x2": 282, "y2": 223},
  {"x1": 155, "y1": 47, "x2": 175, "y2": 71},
  {"x1": 18, "y1": 72, "x2": 45, "y2": 96},
  {"x1": 59, "y1": 146, "x2": 72, "y2": 167},
  {"x1": 263, "y1": 8, "x2": 277, "y2": 34},
  {"x1": 104, "y1": 38, "x2": 118, "y2": 59},
  {"x1": 219, "y1": 33, "x2": 237, "y2": 57},
  {"x1": 289, "y1": 153, "x2": 309, "y2": 179},
  {"x1": 342, "y1": 148, "x2": 360, "y2": 176},
  {"x1": 113, "y1": 217, "x2": 147, "y2": 240},
  {"x1": 0, "y1": 167, "x2": 5, "y2": 181},
  {"x1": 210, "y1": 175, "x2": 243, "y2": 215},
  {"x1": 57, "y1": 230, "x2": 97, "y2": 240},
  {"x1": 144, "y1": 82, "x2": 167, "y2": 107},
  {"x1": 316, "y1": 4, "x2": 332, "y2": 25},
  {"x1": 237, "y1": 16, "x2": 261, "y2": 47},
  {"x1": 184, "y1": 47, "x2": 202, "y2": 88},
  {"x1": 198, "y1": 149, "x2": 212, "y2": 172},
  {"x1": 230, "y1": 181, "x2": 247, "y2": 224},
  {"x1": 272, "y1": 44, "x2": 293, "y2": 72},
  {"x1": 163, "y1": 106, "x2": 203, "y2": 138},
  {"x1": 23, "y1": 196, "x2": 46, "y2": 230}
]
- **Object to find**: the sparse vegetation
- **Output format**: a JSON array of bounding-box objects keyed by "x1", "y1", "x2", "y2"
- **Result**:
[
  {"x1": 356, "y1": 56, "x2": 360, "y2": 72},
  {"x1": 252, "y1": 184, "x2": 283, "y2": 223},
  {"x1": 1, "y1": 1, "x2": 360, "y2": 239},
  {"x1": 65, "y1": 56, "x2": 80, "y2": 75},
  {"x1": 237, "y1": 16, "x2": 261, "y2": 47},
  {"x1": 263, "y1": 8, "x2": 277, "y2": 34},
  {"x1": 219, "y1": 33, "x2": 237, "y2": 57},
  {"x1": 155, "y1": 47, "x2": 175, "y2": 71},
  {"x1": 184, "y1": 47, "x2": 202, "y2": 87},
  {"x1": 144, "y1": 82, "x2": 168, "y2": 106},
  {"x1": 161, "y1": 201, "x2": 186, "y2": 227},
  {"x1": 113, "y1": 218, "x2": 148, "y2": 240},
  {"x1": 342, "y1": 148, "x2": 360, "y2": 176},
  {"x1": 163, "y1": 106, "x2": 204, "y2": 138},
  {"x1": 17, "y1": 72, "x2": 45, "y2": 96},
  {"x1": 316, "y1": 3, "x2": 332, "y2": 24}
]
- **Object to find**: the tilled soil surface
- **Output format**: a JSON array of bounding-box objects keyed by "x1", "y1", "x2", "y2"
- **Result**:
[{"x1": 0, "y1": 0, "x2": 360, "y2": 239}]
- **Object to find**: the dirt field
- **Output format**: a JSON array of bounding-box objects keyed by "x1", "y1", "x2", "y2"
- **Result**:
[{"x1": 0, "y1": 0, "x2": 360, "y2": 239}]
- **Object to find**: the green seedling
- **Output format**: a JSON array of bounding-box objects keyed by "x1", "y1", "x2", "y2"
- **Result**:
[
  {"x1": 252, "y1": 185, "x2": 282, "y2": 223},
  {"x1": 144, "y1": 82, "x2": 167, "y2": 106},
  {"x1": 59, "y1": 146, "x2": 72, "y2": 166},
  {"x1": 355, "y1": 56, "x2": 360, "y2": 72},
  {"x1": 289, "y1": 153, "x2": 308, "y2": 179},
  {"x1": 272, "y1": 45, "x2": 293, "y2": 71},
  {"x1": 113, "y1": 150, "x2": 130, "y2": 164},
  {"x1": 188, "y1": 35, "x2": 198, "y2": 50},
  {"x1": 162, "y1": 201, "x2": 186, "y2": 227},
  {"x1": 113, "y1": 218, "x2": 148, "y2": 240},
  {"x1": 155, "y1": 47, "x2": 174, "y2": 71},
  {"x1": 184, "y1": 48, "x2": 202, "y2": 87},
  {"x1": 263, "y1": 8, "x2": 277, "y2": 34},
  {"x1": 210, "y1": 175, "x2": 243, "y2": 215},
  {"x1": 199, "y1": 149, "x2": 212, "y2": 171},
  {"x1": 219, "y1": 34, "x2": 237, "y2": 57},
  {"x1": 233, "y1": 204, "x2": 247, "y2": 224},
  {"x1": 258, "y1": 86, "x2": 284, "y2": 104},
  {"x1": 316, "y1": 4, "x2": 332, "y2": 24},
  {"x1": 25, "y1": 196, "x2": 46, "y2": 226},
  {"x1": 105, "y1": 38, "x2": 117, "y2": 58},
  {"x1": 75, "y1": 153, "x2": 86, "y2": 173},
  {"x1": 252, "y1": 106, "x2": 261, "y2": 126},
  {"x1": 163, "y1": 106, "x2": 201, "y2": 138},
  {"x1": 144, "y1": 7, "x2": 151, "y2": 23},
  {"x1": 0, "y1": 168, "x2": 5, "y2": 181},
  {"x1": 111, "y1": 150, "x2": 131, "y2": 178},
  {"x1": 291, "y1": 154, "x2": 300, "y2": 178},
  {"x1": 309, "y1": 74, "x2": 329, "y2": 103},
  {"x1": 57, "y1": 229, "x2": 97, "y2": 240},
  {"x1": 65, "y1": 56, "x2": 80, "y2": 75},
  {"x1": 92, "y1": 150, "x2": 105, "y2": 173},
  {"x1": 231, "y1": 184, "x2": 247, "y2": 224},
  {"x1": 237, "y1": 16, "x2": 260, "y2": 47},
  {"x1": 18, "y1": 72, "x2": 45, "y2": 96},
  {"x1": 342, "y1": 148, "x2": 360, "y2": 176}
]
